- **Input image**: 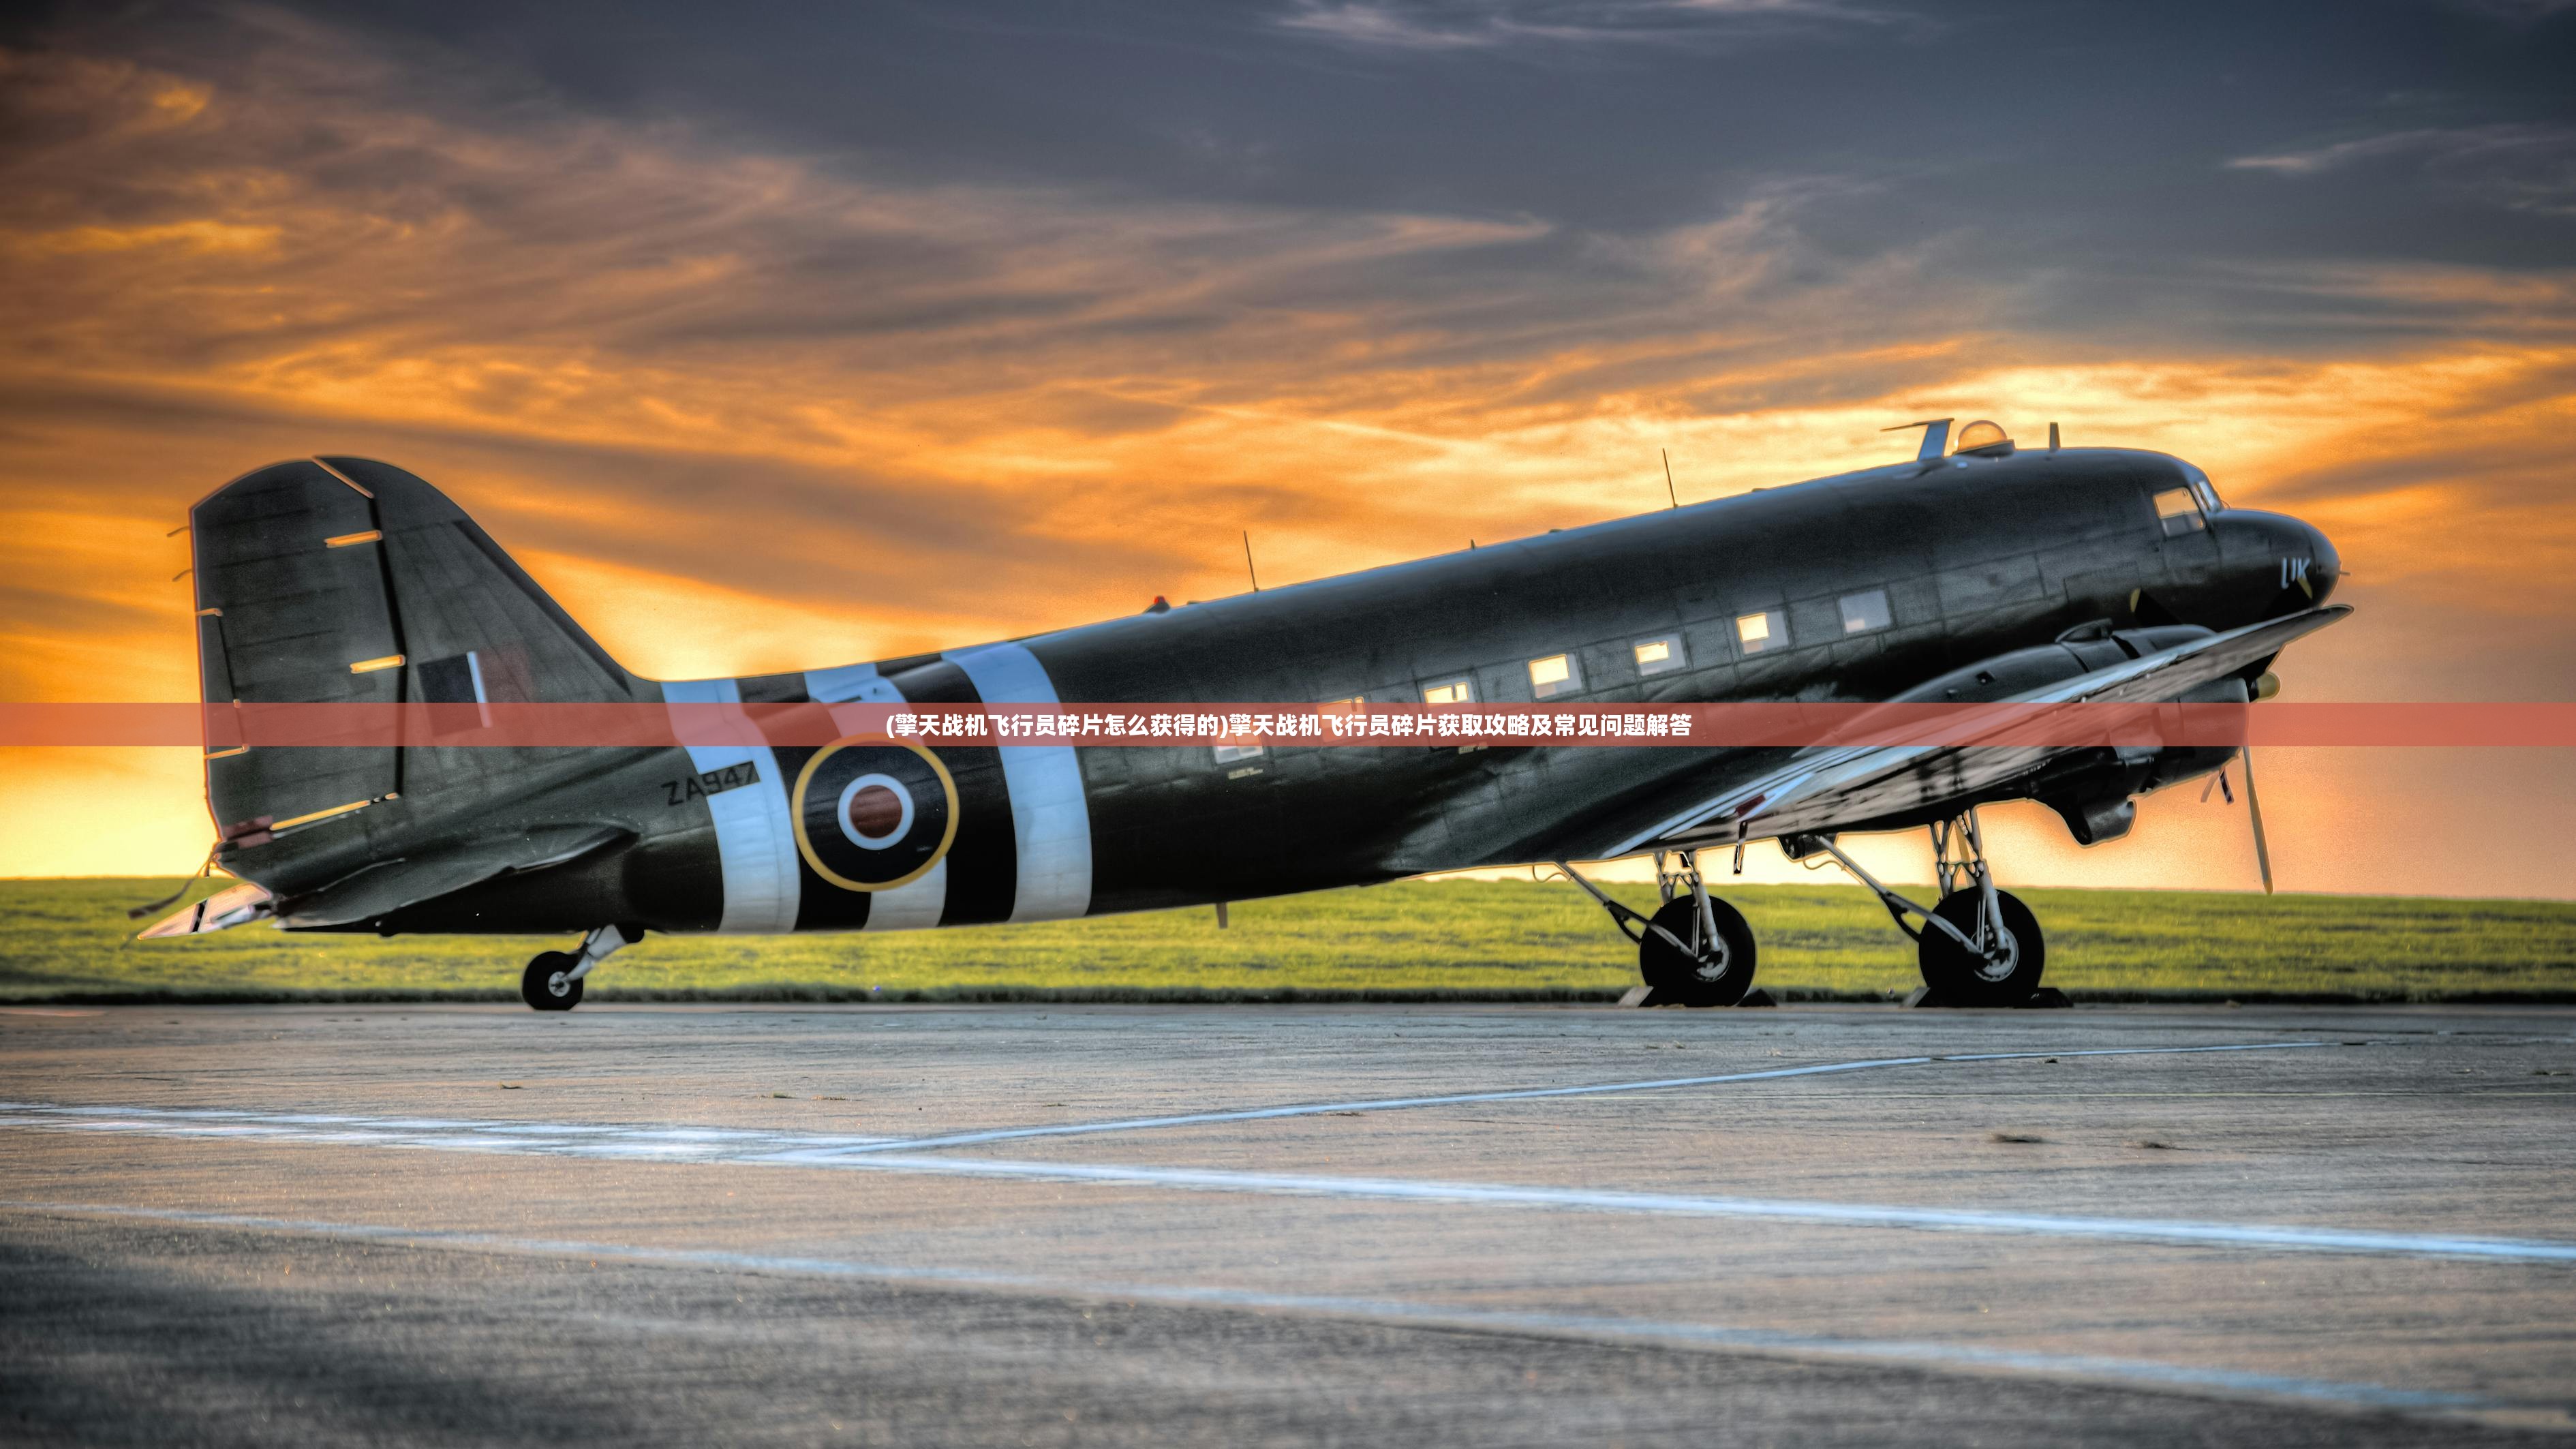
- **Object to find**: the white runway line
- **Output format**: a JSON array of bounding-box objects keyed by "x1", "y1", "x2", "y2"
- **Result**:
[
  {"x1": 767, "y1": 1150, "x2": 2576, "y2": 1264},
  {"x1": 0, "y1": 1102, "x2": 903, "y2": 1161},
  {"x1": 0, "y1": 1042, "x2": 2328, "y2": 1165},
  {"x1": 810, "y1": 1040, "x2": 2337, "y2": 1155},
  {"x1": 0, "y1": 1200, "x2": 2517, "y2": 1422},
  {"x1": 11, "y1": 1086, "x2": 2576, "y2": 1264}
]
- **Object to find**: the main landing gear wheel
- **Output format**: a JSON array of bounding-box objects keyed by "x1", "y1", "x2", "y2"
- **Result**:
[
  {"x1": 521, "y1": 950, "x2": 583, "y2": 1011},
  {"x1": 1790, "y1": 808, "x2": 2054, "y2": 1009},
  {"x1": 1638, "y1": 896, "x2": 1758, "y2": 1007},
  {"x1": 1916, "y1": 888, "x2": 2044, "y2": 1007},
  {"x1": 1554, "y1": 853, "x2": 1760, "y2": 1009}
]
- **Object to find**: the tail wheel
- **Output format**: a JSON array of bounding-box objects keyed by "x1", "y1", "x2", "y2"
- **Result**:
[
  {"x1": 1917, "y1": 889, "x2": 2045, "y2": 1006},
  {"x1": 1638, "y1": 896, "x2": 1757, "y2": 1007},
  {"x1": 521, "y1": 951, "x2": 583, "y2": 1011}
]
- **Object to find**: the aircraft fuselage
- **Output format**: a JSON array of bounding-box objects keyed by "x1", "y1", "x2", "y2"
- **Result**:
[{"x1": 319, "y1": 444, "x2": 2334, "y2": 937}]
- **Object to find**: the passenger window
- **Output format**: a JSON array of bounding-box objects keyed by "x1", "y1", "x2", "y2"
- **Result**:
[
  {"x1": 2153, "y1": 487, "x2": 2205, "y2": 536},
  {"x1": 1212, "y1": 743, "x2": 1265, "y2": 765},
  {"x1": 1422, "y1": 676, "x2": 1475, "y2": 705},
  {"x1": 1839, "y1": 588, "x2": 1892, "y2": 634},
  {"x1": 1527, "y1": 654, "x2": 1580, "y2": 699},
  {"x1": 1735, "y1": 609, "x2": 1786, "y2": 655},
  {"x1": 1632, "y1": 635, "x2": 1685, "y2": 676}
]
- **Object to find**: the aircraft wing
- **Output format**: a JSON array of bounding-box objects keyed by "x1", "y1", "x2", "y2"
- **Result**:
[{"x1": 1612, "y1": 605, "x2": 2350, "y2": 854}]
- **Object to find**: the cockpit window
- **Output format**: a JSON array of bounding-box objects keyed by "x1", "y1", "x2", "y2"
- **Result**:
[
  {"x1": 2152, "y1": 487, "x2": 2205, "y2": 536},
  {"x1": 2178, "y1": 466, "x2": 2224, "y2": 513}
]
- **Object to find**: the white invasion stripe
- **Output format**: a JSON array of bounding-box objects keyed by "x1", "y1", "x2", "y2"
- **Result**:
[
  {"x1": 660, "y1": 678, "x2": 799, "y2": 934},
  {"x1": 863, "y1": 857, "x2": 947, "y2": 932},
  {"x1": 944, "y1": 641, "x2": 1092, "y2": 921},
  {"x1": 808, "y1": 1041, "x2": 2335, "y2": 1156},
  {"x1": 801, "y1": 661, "x2": 948, "y2": 930},
  {"x1": 0, "y1": 1202, "x2": 2501, "y2": 1418},
  {"x1": 803, "y1": 662, "x2": 906, "y2": 727}
]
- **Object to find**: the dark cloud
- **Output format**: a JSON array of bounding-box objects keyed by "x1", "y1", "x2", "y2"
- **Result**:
[
  {"x1": 2229, "y1": 123, "x2": 2576, "y2": 217},
  {"x1": 20, "y1": 0, "x2": 2569, "y2": 281},
  {"x1": 1270, "y1": 0, "x2": 1918, "y2": 52}
]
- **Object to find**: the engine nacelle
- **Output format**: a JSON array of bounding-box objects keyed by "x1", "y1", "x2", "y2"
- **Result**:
[
  {"x1": 2033, "y1": 676, "x2": 2250, "y2": 846},
  {"x1": 1892, "y1": 626, "x2": 2252, "y2": 847},
  {"x1": 2050, "y1": 794, "x2": 2138, "y2": 846},
  {"x1": 1890, "y1": 624, "x2": 2219, "y2": 706}
]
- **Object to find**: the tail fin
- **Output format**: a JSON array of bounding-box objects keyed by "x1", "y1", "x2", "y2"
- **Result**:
[{"x1": 191, "y1": 457, "x2": 635, "y2": 848}]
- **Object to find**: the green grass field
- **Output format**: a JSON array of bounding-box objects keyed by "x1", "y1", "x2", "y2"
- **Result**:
[{"x1": 4, "y1": 876, "x2": 2573, "y2": 1003}]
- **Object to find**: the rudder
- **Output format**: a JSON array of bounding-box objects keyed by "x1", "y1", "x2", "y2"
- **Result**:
[{"x1": 191, "y1": 457, "x2": 637, "y2": 850}]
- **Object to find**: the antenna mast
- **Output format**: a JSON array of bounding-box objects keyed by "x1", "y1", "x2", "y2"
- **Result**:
[
  {"x1": 1242, "y1": 530, "x2": 1261, "y2": 592},
  {"x1": 1883, "y1": 418, "x2": 1954, "y2": 462},
  {"x1": 1661, "y1": 448, "x2": 1679, "y2": 509}
]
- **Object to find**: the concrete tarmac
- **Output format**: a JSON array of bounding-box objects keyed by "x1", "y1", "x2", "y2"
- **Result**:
[{"x1": 3, "y1": 1001, "x2": 2573, "y2": 1445}]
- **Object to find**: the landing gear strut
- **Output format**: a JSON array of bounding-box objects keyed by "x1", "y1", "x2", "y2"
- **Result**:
[
  {"x1": 1557, "y1": 852, "x2": 1757, "y2": 1007},
  {"x1": 1792, "y1": 808, "x2": 2046, "y2": 1007},
  {"x1": 519, "y1": 922, "x2": 639, "y2": 1012}
]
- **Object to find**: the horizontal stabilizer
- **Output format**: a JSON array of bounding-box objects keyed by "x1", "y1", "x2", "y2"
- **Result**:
[
  {"x1": 136, "y1": 880, "x2": 275, "y2": 939},
  {"x1": 277, "y1": 824, "x2": 632, "y2": 930}
]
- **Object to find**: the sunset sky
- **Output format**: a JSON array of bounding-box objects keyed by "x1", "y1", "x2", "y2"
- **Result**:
[{"x1": 3, "y1": 1, "x2": 2572, "y2": 896}]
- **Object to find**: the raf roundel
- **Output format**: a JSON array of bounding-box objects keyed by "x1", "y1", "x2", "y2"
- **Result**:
[{"x1": 791, "y1": 737, "x2": 959, "y2": 891}]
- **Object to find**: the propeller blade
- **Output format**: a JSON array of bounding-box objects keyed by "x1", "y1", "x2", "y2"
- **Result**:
[{"x1": 2241, "y1": 748, "x2": 2274, "y2": 895}]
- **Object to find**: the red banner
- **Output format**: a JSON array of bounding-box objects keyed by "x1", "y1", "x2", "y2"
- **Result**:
[{"x1": 1, "y1": 701, "x2": 2572, "y2": 748}]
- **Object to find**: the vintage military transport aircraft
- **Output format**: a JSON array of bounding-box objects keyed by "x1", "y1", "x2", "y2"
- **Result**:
[{"x1": 147, "y1": 419, "x2": 2343, "y2": 1009}]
